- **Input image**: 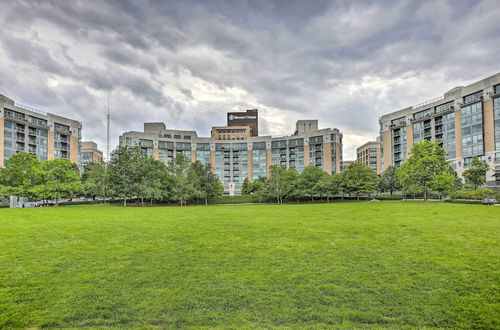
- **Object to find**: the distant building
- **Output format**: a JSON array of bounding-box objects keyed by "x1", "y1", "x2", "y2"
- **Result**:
[
  {"x1": 227, "y1": 109, "x2": 258, "y2": 136},
  {"x1": 378, "y1": 72, "x2": 500, "y2": 188},
  {"x1": 0, "y1": 94, "x2": 81, "y2": 166},
  {"x1": 211, "y1": 126, "x2": 251, "y2": 140},
  {"x1": 120, "y1": 120, "x2": 343, "y2": 195},
  {"x1": 340, "y1": 160, "x2": 354, "y2": 172},
  {"x1": 78, "y1": 141, "x2": 103, "y2": 170},
  {"x1": 356, "y1": 141, "x2": 382, "y2": 174}
]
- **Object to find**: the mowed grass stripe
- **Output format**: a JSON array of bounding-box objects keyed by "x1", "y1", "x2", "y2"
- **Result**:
[{"x1": 0, "y1": 202, "x2": 498, "y2": 328}]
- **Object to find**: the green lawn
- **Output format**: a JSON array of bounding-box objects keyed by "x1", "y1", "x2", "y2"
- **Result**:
[{"x1": 0, "y1": 202, "x2": 498, "y2": 329}]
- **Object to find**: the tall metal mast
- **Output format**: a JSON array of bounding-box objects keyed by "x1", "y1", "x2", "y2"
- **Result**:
[{"x1": 106, "y1": 94, "x2": 110, "y2": 162}]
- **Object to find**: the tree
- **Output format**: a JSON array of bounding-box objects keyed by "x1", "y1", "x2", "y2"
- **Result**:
[
  {"x1": 314, "y1": 172, "x2": 341, "y2": 202},
  {"x1": 397, "y1": 140, "x2": 449, "y2": 202},
  {"x1": 31, "y1": 159, "x2": 82, "y2": 205},
  {"x1": 81, "y1": 162, "x2": 108, "y2": 201},
  {"x1": 0, "y1": 152, "x2": 39, "y2": 197},
  {"x1": 296, "y1": 165, "x2": 324, "y2": 201},
  {"x1": 265, "y1": 165, "x2": 298, "y2": 204},
  {"x1": 340, "y1": 163, "x2": 379, "y2": 199},
  {"x1": 380, "y1": 165, "x2": 401, "y2": 196},
  {"x1": 242, "y1": 177, "x2": 267, "y2": 203},
  {"x1": 462, "y1": 157, "x2": 490, "y2": 189},
  {"x1": 141, "y1": 158, "x2": 169, "y2": 205},
  {"x1": 431, "y1": 170, "x2": 456, "y2": 199},
  {"x1": 189, "y1": 161, "x2": 224, "y2": 205},
  {"x1": 108, "y1": 146, "x2": 148, "y2": 206},
  {"x1": 167, "y1": 154, "x2": 196, "y2": 206}
]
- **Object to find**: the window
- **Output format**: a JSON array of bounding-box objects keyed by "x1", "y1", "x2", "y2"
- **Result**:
[
  {"x1": 184, "y1": 135, "x2": 191, "y2": 140},
  {"x1": 413, "y1": 108, "x2": 434, "y2": 120},
  {"x1": 253, "y1": 142, "x2": 266, "y2": 150},
  {"x1": 173, "y1": 134, "x2": 181, "y2": 139},
  {"x1": 463, "y1": 90, "x2": 483, "y2": 105},
  {"x1": 435, "y1": 101, "x2": 454, "y2": 113}
]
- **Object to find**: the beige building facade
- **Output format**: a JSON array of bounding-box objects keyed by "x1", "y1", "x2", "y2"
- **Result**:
[
  {"x1": 120, "y1": 120, "x2": 343, "y2": 195},
  {"x1": 0, "y1": 94, "x2": 82, "y2": 166},
  {"x1": 379, "y1": 72, "x2": 500, "y2": 187},
  {"x1": 356, "y1": 141, "x2": 382, "y2": 174},
  {"x1": 78, "y1": 141, "x2": 103, "y2": 170}
]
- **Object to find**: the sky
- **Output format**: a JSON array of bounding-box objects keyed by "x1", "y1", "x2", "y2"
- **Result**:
[{"x1": 1, "y1": 0, "x2": 499, "y2": 160}]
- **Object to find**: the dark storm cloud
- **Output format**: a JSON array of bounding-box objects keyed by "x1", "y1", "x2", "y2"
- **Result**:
[{"x1": 1, "y1": 0, "x2": 499, "y2": 158}]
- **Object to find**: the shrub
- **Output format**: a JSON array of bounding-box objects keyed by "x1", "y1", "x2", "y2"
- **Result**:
[{"x1": 451, "y1": 188, "x2": 497, "y2": 200}]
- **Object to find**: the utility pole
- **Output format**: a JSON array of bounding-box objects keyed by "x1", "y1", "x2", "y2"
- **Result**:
[{"x1": 106, "y1": 94, "x2": 110, "y2": 162}]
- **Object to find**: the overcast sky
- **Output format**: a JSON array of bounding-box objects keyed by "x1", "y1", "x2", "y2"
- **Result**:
[{"x1": 1, "y1": 0, "x2": 499, "y2": 159}]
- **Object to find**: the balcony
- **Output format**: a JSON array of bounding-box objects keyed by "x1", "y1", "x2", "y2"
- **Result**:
[{"x1": 462, "y1": 95, "x2": 483, "y2": 106}]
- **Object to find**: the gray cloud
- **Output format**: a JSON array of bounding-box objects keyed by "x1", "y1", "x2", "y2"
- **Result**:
[{"x1": 0, "y1": 0, "x2": 499, "y2": 159}]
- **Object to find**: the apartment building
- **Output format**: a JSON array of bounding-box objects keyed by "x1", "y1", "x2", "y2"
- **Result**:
[
  {"x1": 78, "y1": 141, "x2": 103, "y2": 170},
  {"x1": 379, "y1": 72, "x2": 500, "y2": 187},
  {"x1": 356, "y1": 141, "x2": 382, "y2": 174},
  {"x1": 120, "y1": 120, "x2": 343, "y2": 195},
  {"x1": 0, "y1": 94, "x2": 81, "y2": 166}
]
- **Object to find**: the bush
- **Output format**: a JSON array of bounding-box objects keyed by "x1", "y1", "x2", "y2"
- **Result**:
[
  {"x1": 444, "y1": 199, "x2": 483, "y2": 205},
  {"x1": 450, "y1": 188, "x2": 498, "y2": 200}
]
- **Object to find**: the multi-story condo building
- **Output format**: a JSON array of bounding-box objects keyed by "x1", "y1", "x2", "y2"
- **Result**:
[
  {"x1": 356, "y1": 141, "x2": 382, "y2": 174},
  {"x1": 0, "y1": 94, "x2": 81, "y2": 166},
  {"x1": 379, "y1": 72, "x2": 500, "y2": 188},
  {"x1": 120, "y1": 120, "x2": 343, "y2": 195},
  {"x1": 78, "y1": 141, "x2": 103, "y2": 170}
]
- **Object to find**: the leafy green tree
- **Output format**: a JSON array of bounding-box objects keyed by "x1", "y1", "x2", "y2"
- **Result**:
[
  {"x1": 0, "y1": 152, "x2": 39, "y2": 197},
  {"x1": 189, "y1": 161, "x2": 224, "y2": 205},
  {"x1": 314, "y1": 172, "x2": 341, "y2": 202},
  {"x1": 108, "y1": 146, "x2": 148, "y2": 206},
  {"x1": 431, "y1": 170, "x2": 456, "y2": 199},
  {"x1": 397, "y1": 140, "x2": 449, "y2": 201},
  {"x1": 141, "y1": 158, "x2": 169, "y2": 205},
  {"x1": 380, "y1": 165, "x2": 401, "y2": 196},
  {"x1": 296, "y1": 165, "x2": 325, "y2": 201},
  {"x1": 340, "y1": 163, "x2": 379, "y2": 199},
  {"x1": 242, "y1": 177, "x2": 267, "y2": 203},
  {"x1": 81, "y1": 162, "x2": 108, "y2": 201},
  {"x1": 167, "y1": 154, "x2": 196, "y2": 206},
  {"x1": 265, "y1": 165, "x2": 298, "y2": 204},
  {"x1": 31, "y1": 159, "x2": 82, "y2": 205},
  {"x1": 462, "y1": 157, "x2": 490, "y2": 189}
]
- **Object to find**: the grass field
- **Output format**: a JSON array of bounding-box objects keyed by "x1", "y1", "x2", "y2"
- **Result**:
[{"x1": 0, "y1": 202, "x2": 499, "y2": 328}]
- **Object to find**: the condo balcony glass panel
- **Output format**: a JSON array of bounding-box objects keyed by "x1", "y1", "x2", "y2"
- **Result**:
[
  {"x1": 139, "y1": 139, "x2": 153, "y2": 147},
  {"x1": 435, "y1": 101, "x2": 454, "y2": 114},
  {"x1": 175, "y1": 142, "x2": 191, "y2": 150},
  {"x1": 196, "y1": 143, "x2": 210, "y2": 151},
  {"x1": 413, "y1": 108, "x2": 434, "y2": 120},
  {"x1": 390, "y1": 117, "x2": 406, "y2": 126},
  {"x1": 463, "y1": 90, "x2": 483, "y2": 105},
  {"x1": 158, "y1": 141, "x2": 174, "y2": 149},
  {"x1": 54, "y1": 123, "x2": 70, "y2": 133},
  {"x1": 309, "y1": 136, "x2": 323, "y2": 144}
]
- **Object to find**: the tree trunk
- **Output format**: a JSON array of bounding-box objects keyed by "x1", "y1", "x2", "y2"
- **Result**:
[
  {"x1": 424, "y1": 188, "x2": 427, "y2": 202},
  {"x1": 141, "y1": 197, "x2": 144, "y2": 206},
  {"x1": 390, "y1": 189, "x2": 393, "y2": 196},
  {"x1": 124, "y1": 198, "x2": 127, "y2": 206},
  {"x1": 327, "y1": 196, "x2": 330, "y2": 203},
  {"x1": 205, "y1": 197, "x2": 208, "y2": 206}
]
